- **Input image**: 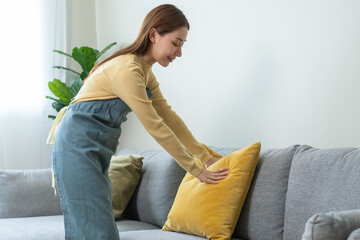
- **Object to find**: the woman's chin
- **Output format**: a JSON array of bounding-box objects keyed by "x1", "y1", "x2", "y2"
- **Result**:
[{"x1": 159, "y1": 60, "x2": 170, "y2": 67}]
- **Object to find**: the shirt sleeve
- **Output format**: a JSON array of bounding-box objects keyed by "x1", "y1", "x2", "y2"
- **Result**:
[
  {"x1": 147, "y1": 72, "x2": 213, "y2": 165},
  {"x1": 105, "y1": 63, "x2": 204, "y2": 177}
]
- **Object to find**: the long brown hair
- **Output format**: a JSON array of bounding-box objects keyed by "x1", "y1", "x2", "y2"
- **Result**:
[{"x1": 84, "y1": 4, "x2": 189, "y2": 82}]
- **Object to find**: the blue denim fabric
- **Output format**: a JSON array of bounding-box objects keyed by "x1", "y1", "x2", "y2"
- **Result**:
[{"x1": 52, "y1": 88, "x2": 153, "y2": 240}]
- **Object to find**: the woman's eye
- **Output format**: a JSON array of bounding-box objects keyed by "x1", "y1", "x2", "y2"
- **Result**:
[{"x1": 172, "y1": 43, "x2": 178, "y2": 47}]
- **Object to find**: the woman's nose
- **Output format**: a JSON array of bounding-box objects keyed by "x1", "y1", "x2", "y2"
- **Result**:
[{"x1": 176, "y1": 47, "x2": 182, "y2": 57}]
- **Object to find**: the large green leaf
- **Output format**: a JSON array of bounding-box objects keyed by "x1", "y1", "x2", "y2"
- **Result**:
[
  {"x1": 52, "y1": 66, "x2": 81, "y2": 76},
  {"x1": 72, "y1": 47, "x2": 97, "y2": 76},
  {"x1": 48, "y1": 79, "x2": 73, "y2": 105},
  {"x1": 93, "y1": 49, "x2": 99, "y2": 57},
  {"x1": 52, "y1": 101, "x2": 66, "y2": 112},
  {"x1": 96, "y1": 42, "x2": 117, "y2": 61},
  {"x1": 45, "y1": 95, "x2": 68, "y2": 105},
  {"x1": 53, "y1": 49, "x2": 72, "y2": 58},
  {"x1": 70, "y1": 78, "x2": 83, "y2": 96}
]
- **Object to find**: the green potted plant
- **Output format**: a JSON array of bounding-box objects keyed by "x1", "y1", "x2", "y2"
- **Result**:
[{"x1": 46, "y1": 42, "x2": 117, "y2": 119}]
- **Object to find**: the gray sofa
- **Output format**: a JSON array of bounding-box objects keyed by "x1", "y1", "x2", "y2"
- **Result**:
[{"x1": 1, "y1": 144, "x2": 360, "y2": 240}]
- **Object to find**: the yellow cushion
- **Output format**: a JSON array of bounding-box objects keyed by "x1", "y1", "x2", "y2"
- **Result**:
[
  {"x1": 162, "y1": 142, "x2": 261, "y2": 240},
  {"x1": 108, "y1": 154, "x2": 143, "y2": 219},
  {"x1": 201, "y1": 143, "x2": 224, "y2": 159}
]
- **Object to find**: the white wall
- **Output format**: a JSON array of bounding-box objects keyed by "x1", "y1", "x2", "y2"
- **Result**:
[
  {"x1": 63, "y1": 0, "x2": 98, "y2": 84},
  {"x1": 94, "y1": 0, "x2": 360, "y2": 151}
]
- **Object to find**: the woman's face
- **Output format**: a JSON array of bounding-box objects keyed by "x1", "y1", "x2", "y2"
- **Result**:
[{"x1": 149, "y1": 26, "x2": 188, "y2": 67}]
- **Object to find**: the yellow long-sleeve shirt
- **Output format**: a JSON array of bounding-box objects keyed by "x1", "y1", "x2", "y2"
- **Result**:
[{"x1": 70, "y1": 53, "x2": 212, "y2": 177}]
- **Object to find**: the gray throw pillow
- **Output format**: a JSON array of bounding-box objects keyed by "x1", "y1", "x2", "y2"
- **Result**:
[
  {"x1": 302, "y1": 209, "x2": 360, "y2": 240},
  {"x1": 348, "y1": 228, "x2": 360, "y2": 240},
  {"x1": 108, "y1": 154, "x2": 143, "y2": 219}
]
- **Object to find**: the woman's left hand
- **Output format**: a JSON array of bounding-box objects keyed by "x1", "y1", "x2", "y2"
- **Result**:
[{"x1": 203, "y1": 156, "x2": 223, "y2": 169}]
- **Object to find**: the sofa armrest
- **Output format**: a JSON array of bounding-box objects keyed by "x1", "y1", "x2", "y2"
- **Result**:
[
  {"x1": 348, "y1": 228, "x2": 360, "y2": 240},
  {"x1": 0, "y1": 169, "x2": 62, "y2": 218},
  {"x1": 302, "y1": 209, "x2": 360, "y2": 240}
]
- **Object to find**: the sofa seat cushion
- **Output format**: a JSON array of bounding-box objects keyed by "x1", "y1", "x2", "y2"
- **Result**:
[
  {"x1": 0, "y1": 215, "x2": 65, "y2": 240},
  {"x1": 119, "y1": 229, "x2": 243, "y2": 240},
  {"x1": 115, "y1": 219, "x2": 159, "y2": 232}
]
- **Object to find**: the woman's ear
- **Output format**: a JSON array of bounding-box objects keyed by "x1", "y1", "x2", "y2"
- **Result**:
[{"x1": 149, "y1": 28, "x2": 157, "y2": 44}]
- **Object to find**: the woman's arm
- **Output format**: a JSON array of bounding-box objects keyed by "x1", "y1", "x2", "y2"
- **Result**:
[
  {"x1": 147, "y1": 73, "x2": 214, "y2": 166},
  {"x1": 107, "y1": 65, "x2": 201, "y2": 177}
]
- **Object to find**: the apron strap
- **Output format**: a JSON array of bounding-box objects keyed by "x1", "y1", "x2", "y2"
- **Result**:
[
  {"x1": 51, "y1": 167, "x2": 57, "y2": 195},
  {"x1": 46, "y1": 106, "x2": 68, "y2": 145},
  {"x1": 47, "y1": 106, "x2": 68, "y2": 196}
]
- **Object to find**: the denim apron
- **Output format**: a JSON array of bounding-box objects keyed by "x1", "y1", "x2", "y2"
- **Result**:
[{"x1": 51, "y1": 88, "x2": 153, "y2": 240}]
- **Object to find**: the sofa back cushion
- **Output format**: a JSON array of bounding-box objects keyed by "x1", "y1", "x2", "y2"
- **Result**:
[
  {"x1": 284, "y1": 145, "x2": 360, "y2": 240},
  {"x1": 232, "y1": 145, "x2": 299, "y2": 240},
  {"x1": 0, "y1": 169, "x2": 62, "y2": 218},
  {"x1": 118, "y1": 148, "x2": 186, "y2": 228}
]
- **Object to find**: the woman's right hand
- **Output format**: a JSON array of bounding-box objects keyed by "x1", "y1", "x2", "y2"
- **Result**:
[{"x1": 196, "y1": 167, "x2": 230, "y2": 184}]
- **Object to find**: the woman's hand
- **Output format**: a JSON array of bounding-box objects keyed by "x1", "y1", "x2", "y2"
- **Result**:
[
  {"x1": 196, "y1": 167, "x2": 230, "y2": 184},
  {"x1": 204, "y1": 156, "x2": 223, "y2": 169}
]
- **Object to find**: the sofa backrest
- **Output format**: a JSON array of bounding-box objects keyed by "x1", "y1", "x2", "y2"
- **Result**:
[
  {"x1": 0, "y1": 168, "x2": 62, "y2": 218},
  {"x1": 118, "y1": 148, "x2": 187, "y2": 228},
  {"x1": 284, "y1": 145, "x2": 360, "y2": 240},
  {"x1": 233, "y1": 145, "x2": 299, "y2": 240}
]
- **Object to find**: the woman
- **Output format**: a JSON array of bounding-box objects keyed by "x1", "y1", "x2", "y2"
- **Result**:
[{"x1": 49, "y1": 4, "x2": 230, "y2": 240}]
